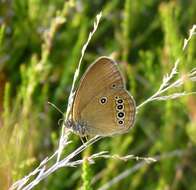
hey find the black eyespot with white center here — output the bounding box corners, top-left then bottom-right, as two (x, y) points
(117, 104), (123, 110)
(99, 97), (107, 104)
(118, 112), (125, 118)
(117, 99), (123, 104)
(118, 120), (124, 125)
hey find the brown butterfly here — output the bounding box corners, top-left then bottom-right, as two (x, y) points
(66, 56), (136, 136)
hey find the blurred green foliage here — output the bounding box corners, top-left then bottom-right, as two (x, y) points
(0, 0), (196, 190)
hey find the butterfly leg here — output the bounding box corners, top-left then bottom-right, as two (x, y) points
(79, 136), (85, 144)
(79, 135), (89, 144)
(84, 135), (88, 142)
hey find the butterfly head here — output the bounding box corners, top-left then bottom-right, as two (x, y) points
(65, 119), (87, 136)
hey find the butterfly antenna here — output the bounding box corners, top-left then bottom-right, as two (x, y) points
(48, 101), (65, 116)
(58, 118), (64, 127)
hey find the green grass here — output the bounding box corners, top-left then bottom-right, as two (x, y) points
(0, 0), (196, 190)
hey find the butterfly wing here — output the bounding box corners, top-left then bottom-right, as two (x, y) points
(80, 89), (136, 136)
(72, 56), (136, 136)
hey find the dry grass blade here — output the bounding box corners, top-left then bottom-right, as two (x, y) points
(137, 24), (196, 111)
(9, 13), (103, 190)
(98, 149), (185, 190)
(57, 12), (102, 162)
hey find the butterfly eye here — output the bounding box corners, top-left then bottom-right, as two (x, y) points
(99, 97), (107, 104)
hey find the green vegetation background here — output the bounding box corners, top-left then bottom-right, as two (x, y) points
(0, 0), (196, 190)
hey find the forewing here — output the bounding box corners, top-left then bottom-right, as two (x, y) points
(72, 56), (124, 121)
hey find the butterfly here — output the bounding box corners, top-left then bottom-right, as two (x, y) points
(65, 56), (136, 137)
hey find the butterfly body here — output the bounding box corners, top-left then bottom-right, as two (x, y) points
(66, 57), (136, 136)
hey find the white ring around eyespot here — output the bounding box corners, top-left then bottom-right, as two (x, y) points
(118, 120), (124, 125)
(99, 96), (108, 104)
(116, 104), (124, 111)
(116, 98), (124, 104)
(117, 111), (125, 120)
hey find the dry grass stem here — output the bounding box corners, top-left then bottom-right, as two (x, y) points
(57, 12), (102, 162)
(137, 24), (196, 110)
(98, 149), (186, 190)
